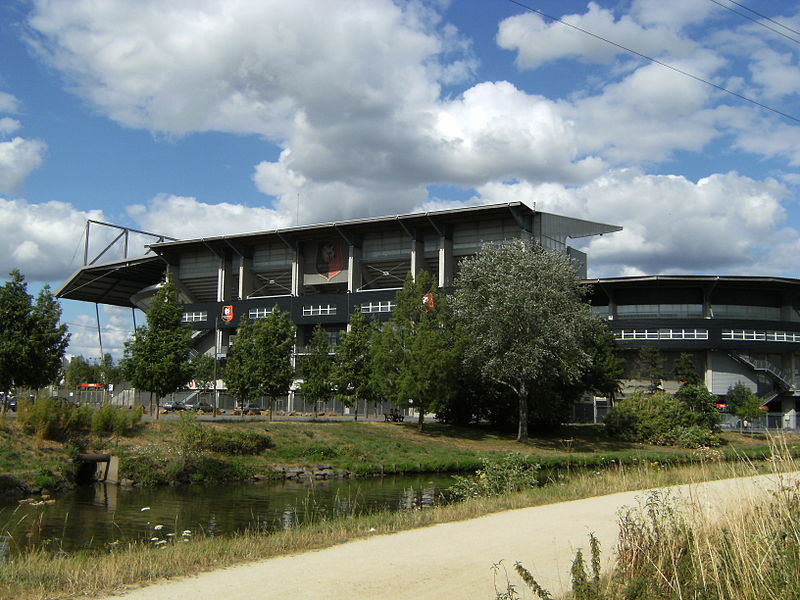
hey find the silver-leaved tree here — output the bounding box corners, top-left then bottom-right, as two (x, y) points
(452, 240), (604, 442)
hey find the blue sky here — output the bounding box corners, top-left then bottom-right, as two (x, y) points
(0, 0), (798, 358)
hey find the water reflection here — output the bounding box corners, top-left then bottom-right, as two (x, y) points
(0, 474), (454, 555)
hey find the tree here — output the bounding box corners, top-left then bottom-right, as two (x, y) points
(673, 352), (702, 385)
(635, 346), (665, 393)
(97, 353), (123, 389)
(372, 270), (461, 431)
(65, 356), (99, 388)
(300, 325), (334, 417)
(675, 383), (720, 430)
(0, 270), (70, 406)
(726, 382), (764, 429)
(451, 240), (600, 442)
(331, 311), (377, 421)
(122, 280), (192, 416)
(224, 307), (295, 420)
(581, 326), (624, 404)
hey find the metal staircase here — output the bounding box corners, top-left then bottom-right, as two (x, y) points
(729, 353), (794, 391)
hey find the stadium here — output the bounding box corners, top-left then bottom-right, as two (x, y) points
(56, 202), (800, 428)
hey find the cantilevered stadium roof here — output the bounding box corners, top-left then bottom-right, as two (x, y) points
(56, 202), (621, 308)
(55, 255), (166, 308)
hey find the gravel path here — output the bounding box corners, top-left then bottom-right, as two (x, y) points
(97, 471), (799, 600)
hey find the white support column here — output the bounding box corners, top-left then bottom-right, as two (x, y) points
(438, 235), (453, 288)
(410, 238), (424, 280)
(217, 257), (230, 303)
(238, 256), (254, 300)
(291, 245), (302, 296)
(704, 350), (713, 392)
(348, 245), (362, 292)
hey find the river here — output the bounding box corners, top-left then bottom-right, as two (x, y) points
(0, 474), (456, 557)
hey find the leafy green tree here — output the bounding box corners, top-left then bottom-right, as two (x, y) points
(674, 384), (720, 429)
(635, 346), (665, 393)
(65, 356), (99, 388)
(98, 353), (123, 388)
(190, 353), (216, 403)
(451, 240), (600, 442)
(726, 382), (764, 428)
(372, 271), (459, 431)
(300, 325), (334, 417)
(331, 311), (376, 421)
(122, 280), (192, 416)
(0, 270), (70, 407)
(224, 307), (295, 420)
(673, 352), (703, 385)
(581, 325), (624, 404)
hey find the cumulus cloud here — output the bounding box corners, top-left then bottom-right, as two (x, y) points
(65, 304), (135, 360)
(0, 197), (105, 281)
(127, 194), (290, 239)
(475, 169), (794, 277)
(0, 137), (47, 195)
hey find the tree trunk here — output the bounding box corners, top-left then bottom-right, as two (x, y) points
(417, 408), (424, 432)
(517, 380), (529, 443)
(354, 403), (358, 422)
(269, 397), (274, 422)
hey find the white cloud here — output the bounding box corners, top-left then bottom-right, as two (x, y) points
(0, 197), (104, 281)
(0, 137), (46, 195)
(127, 194), (290, 239)
(496, 1), (703, 70)
(475, 169), (794, 276)
(0, 118), (20, 135)
(0, 92), (20, 113)
(65, 305), (134, 360)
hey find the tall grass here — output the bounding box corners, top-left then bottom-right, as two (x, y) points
(0, 453), (795, 600)
(501, 441), (800, 600)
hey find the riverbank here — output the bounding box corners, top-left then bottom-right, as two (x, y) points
(1, 413), (797, 495)
(1, 459), (796, 600)
(89, 470), (800, 600)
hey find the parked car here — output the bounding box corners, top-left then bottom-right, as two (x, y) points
(237, 402), (262, 413)
(3, 397), (16, 412)
(162, 400), (186, 412)
(187, 401), (214, 413)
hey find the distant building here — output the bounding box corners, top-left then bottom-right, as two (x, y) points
(586, 275), (800, 429)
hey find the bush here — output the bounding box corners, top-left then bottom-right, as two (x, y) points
(450, 452), (541, 500)
(605, 391), (720, 448)
(91, 404), (141, 435)
(176, 414), (273, 455)
(17, 396), (92, 441)
(32, 469), (59, 490)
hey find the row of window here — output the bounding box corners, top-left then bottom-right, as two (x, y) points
(594, 304), (788, 321)
(721, 329), (800, 342)
(185, 301), (400, 323)
(615, 328), (800, 342)
(615, 329), (709, 340)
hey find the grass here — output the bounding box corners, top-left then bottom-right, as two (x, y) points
(1, 448), (797, 600)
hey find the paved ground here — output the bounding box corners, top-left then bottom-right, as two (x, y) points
(97, 471), (799, 600)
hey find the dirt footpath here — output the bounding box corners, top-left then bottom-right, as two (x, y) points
(97, 472), (799, 600)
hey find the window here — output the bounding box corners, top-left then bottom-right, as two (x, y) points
(181, 311), (207, 323)
(302, 304), (337, 316)
(616, 304), (703, 319)
(360, 300), (396, 314)
(615, 329), (708, 340)
(249, 307), (272, 319)
(722, 329), (766, 341)
(722, 329), (800, 342)
(712, 305), (781, 320)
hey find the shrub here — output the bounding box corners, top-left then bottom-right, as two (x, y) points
(32, 469), (59, 490)
(605, 391), (720, 448)
(176, 414), (273, 455)
(91, 404), (141, 435)
(450, 452), (541, 500)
